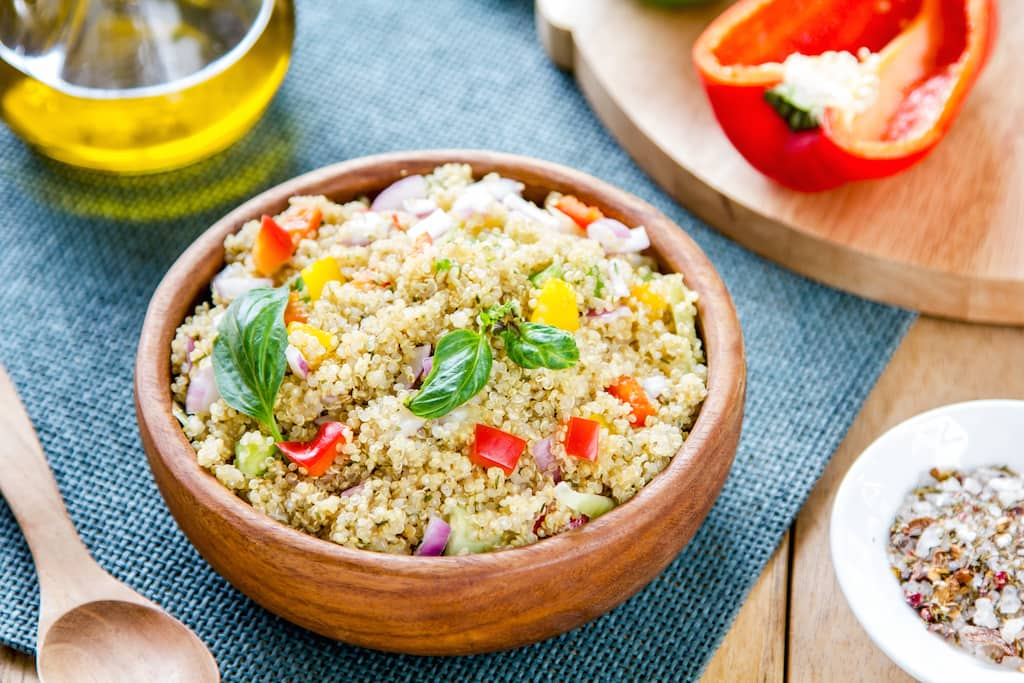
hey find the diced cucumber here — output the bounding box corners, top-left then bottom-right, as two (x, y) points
(656, 273), (692, 335)
(554, 482), (615, 519)
(529, 262), (564, 288)
(444, 507), (499, 555)
(235, 433), (276, 477)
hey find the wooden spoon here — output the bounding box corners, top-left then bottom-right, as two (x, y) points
(0, 366), (219, 682)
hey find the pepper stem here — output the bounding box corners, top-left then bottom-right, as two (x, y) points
(265, 419), (284, 443)
(764, 86), (820, 132)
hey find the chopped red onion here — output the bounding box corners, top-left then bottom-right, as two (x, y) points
(340, 212), (389, 246)
(421, 356), (433, 379)
(398, 412), (426, 437)
(286, 345), (310, 379)
(185, 363), (220, 414)
(415, 515), (451, 556)
(589, 218), (630, 241)
(212, 266), (273, 303)
(371, 175), (427, 211)
(340, 482), (365, 498)
(640, 374), (669, 400)
(607, 262), (631, 300)
(403, 198), (438, 218)
(451, 187), (495, 218)
(438, 406), (469, 428)
(503, 194), (564, 232)
(587, 219), (651, 254)
(567, 515), (589, 530)
(468, 177), (524, 200)
(617, 227), (651, 253)
(408, 344), (432, 388)
(182, 337), (195, 373)
(407, 209), (454, 240)
(531, 436), (561, 483)
(586, 305), (630, 321)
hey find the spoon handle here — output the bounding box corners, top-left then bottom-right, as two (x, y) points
(0, 366), (116, 628)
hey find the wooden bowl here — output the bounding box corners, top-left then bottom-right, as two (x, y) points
(135, 150), (746, 655)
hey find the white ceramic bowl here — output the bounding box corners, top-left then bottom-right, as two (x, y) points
(831, 400), (1024, 683)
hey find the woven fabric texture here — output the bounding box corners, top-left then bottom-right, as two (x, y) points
(0, 1), (914, 680)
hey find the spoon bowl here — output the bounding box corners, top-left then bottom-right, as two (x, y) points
(38, 601), (218, 683)
(0, 365), (220, 682)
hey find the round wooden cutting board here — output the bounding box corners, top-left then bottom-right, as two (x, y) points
(537, 0), (1023, 325)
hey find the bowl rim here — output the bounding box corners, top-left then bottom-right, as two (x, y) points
(830, 399), (1024, 683)
(135, 149), (746, 575)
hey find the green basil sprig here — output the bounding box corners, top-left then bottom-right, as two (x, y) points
(502, 323), (578, 370)
(406, 330), (493, 419)
(212, 286), (290, 441)
(407, 301), (579, 418)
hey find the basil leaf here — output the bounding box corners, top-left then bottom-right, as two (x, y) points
(291, 276), (311, 303)
(502, 322), (579, 370)
(407, 330), (493, 418)
(213, 287), (289, 440)
(478, 301), (518, 330)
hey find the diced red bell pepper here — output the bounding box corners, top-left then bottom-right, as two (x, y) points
(607, 376), (656, 427)
(279, 205), (323, 245)
(252, 215), (296, 276)
(283, 290), (308, 325)
(554, 195), (604, 228)
(471, 424), (527, 476)
(693, 0), (996, 191)
(276, 422), (346, 477)
(565, 417), (600, 462)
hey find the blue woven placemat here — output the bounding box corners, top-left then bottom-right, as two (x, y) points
(0, 1), (914, 680)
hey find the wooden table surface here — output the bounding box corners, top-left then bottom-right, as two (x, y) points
(3, 316), (1023, 680)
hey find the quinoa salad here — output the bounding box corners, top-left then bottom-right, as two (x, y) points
(889, 466), (1024, 670)
(171, 164), (708, 555)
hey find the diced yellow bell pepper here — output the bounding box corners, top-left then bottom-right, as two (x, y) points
(531, 278), (579, 332)
(630, 283), (667, 320)
(300, 257), (342, 302)
(287, 322), (336, 352)
(587, 413), (610, 431)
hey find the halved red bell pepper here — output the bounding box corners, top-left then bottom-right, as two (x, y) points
(252, 215), (295, 276)
(471, 424), (526, 475)
(277, 422), (346, 477)
(693, 0), (996, 191)
(565, 417), (600, 462)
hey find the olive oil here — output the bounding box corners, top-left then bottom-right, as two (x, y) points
(0, 0), (294, 173)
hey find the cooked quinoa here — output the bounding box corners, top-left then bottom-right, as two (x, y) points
(889, 466), (1024, 670)
(171, 164), (707, 555)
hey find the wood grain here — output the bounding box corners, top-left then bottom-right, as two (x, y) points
(134, 150), (747, 655)
(0, 648), (35, 683)
(536, 0), (1024, 325)
(701, 533), (789, 683)
(789, 317), (1024, 681)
